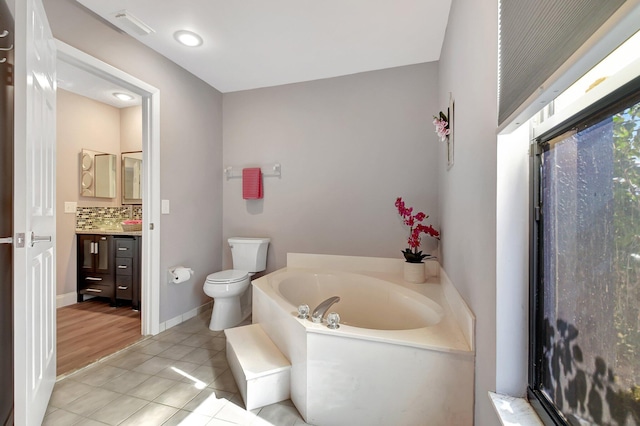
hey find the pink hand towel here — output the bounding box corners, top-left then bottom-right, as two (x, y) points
(242, 168), (263, 199)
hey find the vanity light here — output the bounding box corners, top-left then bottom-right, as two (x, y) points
(174, 30), (203, 47)
(113, 92), (135, 101)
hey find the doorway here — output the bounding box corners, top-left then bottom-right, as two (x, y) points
(55, 40), (161, 374)
(56, 73), (143, 375)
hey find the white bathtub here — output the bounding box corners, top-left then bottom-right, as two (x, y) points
(252, 254), (475, 426)
(276, 269), (444, 330)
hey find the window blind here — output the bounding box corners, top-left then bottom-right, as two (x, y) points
(498, 0), (626, 125)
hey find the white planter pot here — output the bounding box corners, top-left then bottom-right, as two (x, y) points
(403, 262), (426, 283)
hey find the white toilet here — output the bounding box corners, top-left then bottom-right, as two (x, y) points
(203, 237), (270, 331)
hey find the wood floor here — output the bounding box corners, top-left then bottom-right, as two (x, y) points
(56, 299), (142, 377)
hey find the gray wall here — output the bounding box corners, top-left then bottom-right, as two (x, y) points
(437, 0), (499, 424)
(222, 63), (441, 272)
(44, 0), (224, 323)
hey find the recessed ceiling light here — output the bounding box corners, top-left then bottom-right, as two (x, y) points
(113, 92), (135, 101)
(174, 30), (203, 47)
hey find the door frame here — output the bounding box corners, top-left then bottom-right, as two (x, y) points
(56, 40), (161, 335)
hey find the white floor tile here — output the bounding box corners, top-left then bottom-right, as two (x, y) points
(214, 402), (259, 424)
(154, 382), (203, 408)
(49, 380), (95, 408)
(132, 356), (177, 375)
(119, 402), (178, 425)
(180, 333), (216, 348)
(153, 330), (193, 344)
(127, 375), (179, 401)
(163, 409), (213, 426)
(101, 370), (151, 393)
(257, 403), (303, 426)
(72, 364), (128, 387)
(135, 340), (175, 356)
(157, 344), (198, 361)
(155, 359), (202, 381)
(180, 347), (219, 364)
(104, 349), (153, 370)
(42, 408), (84, 425)
(208, 369), (238, 394)
(88, 394), (148, 425)
(64, 387), (121, 417)
(73, 417), (111, 426)
(206, 417), (238, 426)
(182, 387), (230, 416)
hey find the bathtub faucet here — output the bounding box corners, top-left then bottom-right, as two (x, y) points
(311, 296), (341, 323)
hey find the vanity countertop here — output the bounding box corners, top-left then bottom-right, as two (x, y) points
(76, 229), (142, 236)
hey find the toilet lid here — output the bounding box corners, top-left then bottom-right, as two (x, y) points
(206, 269), (249, 284)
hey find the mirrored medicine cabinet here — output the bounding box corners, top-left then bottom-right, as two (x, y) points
(81, 148), (117, 198)
(122, 151), (142, 205)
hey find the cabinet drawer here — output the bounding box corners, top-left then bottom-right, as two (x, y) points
(115, 258), (133, 275)
(116, 276), (133, 300)
(80, 274), (113, 287)
(115, 239), (134, 258)
(79, 282), (114, 298)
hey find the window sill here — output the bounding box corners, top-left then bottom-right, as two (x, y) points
(489, 392), (544, 426)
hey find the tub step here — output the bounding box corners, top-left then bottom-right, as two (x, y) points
(224, 324), (291, 411)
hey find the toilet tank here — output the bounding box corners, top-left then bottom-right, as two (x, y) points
(228, 237), (270, 273)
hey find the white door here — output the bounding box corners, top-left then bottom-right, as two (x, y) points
(13, 0), (56, 424)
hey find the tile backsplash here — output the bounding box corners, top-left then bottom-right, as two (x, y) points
(75, 206), (143, 230)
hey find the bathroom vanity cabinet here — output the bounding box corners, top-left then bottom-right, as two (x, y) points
(77, 233), (141, 309)
(77, 234), (114, 304)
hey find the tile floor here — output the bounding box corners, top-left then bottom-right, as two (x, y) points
(44, 311), (312, 426)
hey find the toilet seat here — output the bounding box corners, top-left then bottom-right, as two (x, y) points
(205, 269), (249, 284)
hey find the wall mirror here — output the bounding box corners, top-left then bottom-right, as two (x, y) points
(81, 148), (116, 198)
(122, 151), (142, 204)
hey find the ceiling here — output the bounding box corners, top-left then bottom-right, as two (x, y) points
(75, 0), (452, 93)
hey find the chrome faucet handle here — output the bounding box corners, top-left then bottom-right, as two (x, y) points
(297, 304), (310, 319)
(326, 312), (340, 329)
(311, 296), (341, 323)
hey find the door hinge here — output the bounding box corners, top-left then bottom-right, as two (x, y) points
(149, 223), (154, 230)
(534, 206), (541, 222)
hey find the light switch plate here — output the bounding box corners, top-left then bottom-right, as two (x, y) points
(161, 199), (170, 214)
(64, 202), (77, 213)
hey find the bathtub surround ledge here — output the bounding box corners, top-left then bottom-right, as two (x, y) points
(440, 265), (475, 352)
(252, 253), (475, 426)
(403, 261), (426, 283)
(286, 252), (440, 278)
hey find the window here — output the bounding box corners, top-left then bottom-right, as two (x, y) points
(529, 78), (640, 425)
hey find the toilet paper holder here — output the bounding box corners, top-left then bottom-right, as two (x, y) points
(169, 266), (194, 284)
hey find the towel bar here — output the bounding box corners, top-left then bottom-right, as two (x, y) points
(224, 163), (281, 180)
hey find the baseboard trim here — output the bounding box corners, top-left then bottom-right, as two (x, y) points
(56, 292), (78, 308)
(159, 301), (212, 333)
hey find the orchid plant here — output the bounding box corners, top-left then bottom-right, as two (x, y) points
(433, 111), (450, 142)
(395, 197), (440, 263)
